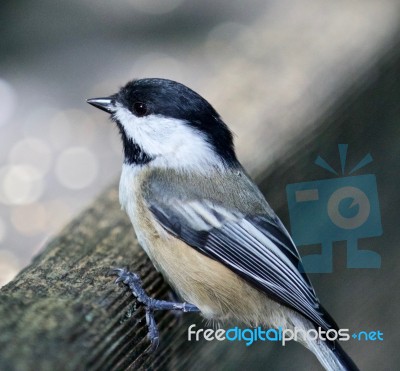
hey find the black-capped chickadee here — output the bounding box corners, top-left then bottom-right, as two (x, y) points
(87, 78), (358, 371)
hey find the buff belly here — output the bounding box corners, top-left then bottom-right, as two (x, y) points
(120, 166), (296, 330)
(133, 206), (294, 330)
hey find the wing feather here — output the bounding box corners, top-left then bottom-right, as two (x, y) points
(147, 192), (335, 331)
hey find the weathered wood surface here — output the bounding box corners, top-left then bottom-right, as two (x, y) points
(0, 186), (163, 370)
(0, 183), (221, 370)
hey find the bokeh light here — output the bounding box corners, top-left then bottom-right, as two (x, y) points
(49, 109), (97, 149)
(44, 199), (73, 232)
(11, 203), (47, 236)
(9, 137), (52, 177)
(55, 147), (99, 189)
(0, 165), (44, 205)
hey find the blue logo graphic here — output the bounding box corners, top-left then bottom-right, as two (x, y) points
(286, 144), (382, 273)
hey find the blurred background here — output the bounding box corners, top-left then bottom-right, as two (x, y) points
(0, 0), (270, 283)
(1, 0), (400, 370)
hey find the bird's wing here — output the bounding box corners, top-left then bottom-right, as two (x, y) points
(146, 195), (334, 331)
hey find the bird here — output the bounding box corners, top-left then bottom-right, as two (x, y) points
(87, 78), (359, 371)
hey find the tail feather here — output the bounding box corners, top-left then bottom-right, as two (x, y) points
(291, 314), (359, 371)
(308, 338), (359, 371)
(330, 341), (359, 371)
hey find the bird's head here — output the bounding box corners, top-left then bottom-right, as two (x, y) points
(87, 78), (238, 171)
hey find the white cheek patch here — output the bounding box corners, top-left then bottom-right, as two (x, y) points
(113, 104), (224, 172)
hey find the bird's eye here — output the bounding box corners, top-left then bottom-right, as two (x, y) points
(133, 102), (148, 117)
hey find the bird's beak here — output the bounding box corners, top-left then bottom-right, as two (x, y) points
(86, 97), (115, 113)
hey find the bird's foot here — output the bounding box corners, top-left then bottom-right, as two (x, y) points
(112, 267), (199, 352)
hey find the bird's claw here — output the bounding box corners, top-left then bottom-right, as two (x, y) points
(111, 267), (160, 351)
(110, 267), (199, 352)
